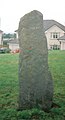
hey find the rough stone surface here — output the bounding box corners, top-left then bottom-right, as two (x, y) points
(18, 10), (53, 111)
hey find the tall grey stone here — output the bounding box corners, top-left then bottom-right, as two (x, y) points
(18, 10), (53, 111)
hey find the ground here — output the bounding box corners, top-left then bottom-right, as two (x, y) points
(0, 50), (65, 120)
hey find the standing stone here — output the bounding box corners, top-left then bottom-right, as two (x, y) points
(18, 10), (53, 111)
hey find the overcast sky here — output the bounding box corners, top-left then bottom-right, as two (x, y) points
(0, 0), (65, 33)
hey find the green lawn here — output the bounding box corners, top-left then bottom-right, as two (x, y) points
(0, 51), (65, 120)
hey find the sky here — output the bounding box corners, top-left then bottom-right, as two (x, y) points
(0, 0), (65, 33)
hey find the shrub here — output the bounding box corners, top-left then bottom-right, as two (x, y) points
(0, 48), (11, 53)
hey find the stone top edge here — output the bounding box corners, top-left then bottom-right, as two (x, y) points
(29, 10), (43, 15)
(20, 10), (43, 21)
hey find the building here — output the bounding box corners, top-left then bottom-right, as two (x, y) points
(8, 38), (19, 51)
(44, 20), (65, 50)
(8, 20), (65, 51)
(58, 34), (65, 50)
(0, 30), (3, 46)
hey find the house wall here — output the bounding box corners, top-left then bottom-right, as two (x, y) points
(0, 32), (3, 45)
(9, 43), (19, 51)
(45, 25), (64, 49)
(15, 32), (18, 39)
(60, 41), (65, 50)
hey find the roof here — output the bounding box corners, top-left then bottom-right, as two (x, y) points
(14, 30), (18, 32)
(8, 39), (19, 44)
(15, 20), (65, 32)
(58, 35), (65, 40)
(15, 19), (65, 33)
(43, 20), (65, 32)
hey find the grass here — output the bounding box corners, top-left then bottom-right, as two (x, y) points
(0, 51), (65, 119)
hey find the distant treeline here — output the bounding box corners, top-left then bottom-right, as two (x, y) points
(3, 33), (16, 39)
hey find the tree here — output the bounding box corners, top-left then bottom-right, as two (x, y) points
(3, 33), (16, 39)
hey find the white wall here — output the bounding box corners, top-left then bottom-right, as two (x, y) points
(9, 43), (19, 51)
(45, 25), (64, 49)
(60, 41), (65, 50)
(0, 32), (3, 45)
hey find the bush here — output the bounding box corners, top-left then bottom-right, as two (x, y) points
(0, 48), (11, 53)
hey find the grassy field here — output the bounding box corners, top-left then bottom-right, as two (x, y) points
(0, 50), (65, 120)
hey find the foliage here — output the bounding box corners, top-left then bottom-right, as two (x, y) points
(0, 48), (11, 53)
(0, 50), (65, 119)
(3, 33), (16, 39)
(3, 40), (8, 45)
